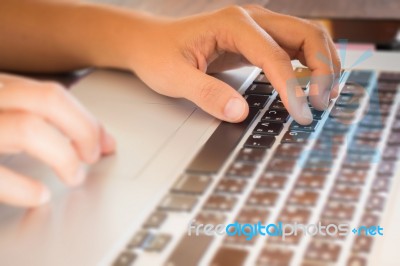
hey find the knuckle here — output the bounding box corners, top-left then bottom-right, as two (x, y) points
(39, 82), (66, 107)
(221, 5), (247, 19)
(197, 80), (220, 103)
(309, 22), (329, 40)
(15, 113), (43, 141)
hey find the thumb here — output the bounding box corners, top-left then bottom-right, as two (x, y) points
(181, 66), (249, 122)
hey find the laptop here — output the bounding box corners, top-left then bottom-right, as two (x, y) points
(1, 49), (400, 266)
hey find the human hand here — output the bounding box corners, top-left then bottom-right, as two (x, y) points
(121, 5), (340, 125)
(0, 74), (115, 207)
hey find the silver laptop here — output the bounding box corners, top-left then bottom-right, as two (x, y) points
(1, 49), (400, 266)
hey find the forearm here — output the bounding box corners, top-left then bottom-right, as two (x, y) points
(0, 0), (161, 73)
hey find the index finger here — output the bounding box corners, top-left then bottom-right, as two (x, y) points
(243, 6), (339, 110)
(212, 6), (313, 125)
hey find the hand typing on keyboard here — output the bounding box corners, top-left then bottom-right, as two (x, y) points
(0, 1), (340, 208)
(0, 2), (340, 126)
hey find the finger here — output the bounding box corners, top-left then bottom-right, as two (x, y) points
(213, 6), (312, 124)
(243, 6), (336, 111)
(326, 39), (342, 99)
(179, 63), (249, 122)
(0, 111), (85, 186)
(0, 74), (103, 163)
(0, 165), (50, 207)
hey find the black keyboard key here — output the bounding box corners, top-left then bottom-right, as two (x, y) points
(287, 188), (319, 206)
(330, 183), (361, 202)
(246, 95), (269, 109)
(370, 91), (396, 104)
(262, 109), (289, 123)
(346, 70), (374, 87)
(378, 71), (400, 83)
(187, 108), (259, 173)
(226, 162), (257, 177)
(359, 115), (385, 129)
(166, 235), (213, 266)
(113, 251), (137, 266)
(278, 206), (311, 224)
(127, 230), (150, 249)
(253, 122), (283, 135)
(211, 247), (248, 266)
(247, 190), (279, 207)
(323, 120), (350, 133)
(245, 83), (274, 95)
(203, 194), (237, 211)
(352, 236), (374, 253)
(171, 174), (211, 195)
(329, 105), (357, 120)
(144, 233), (171, 252)
(257, 172), (288, 189)
(158, 194), (197, 212)
(365, 194), (386, 212)
(143, 211), (167, 229)
(236, 207), (269, 225)
(195, 211), (226, 225)
(281, 131), (311, 144)
(322, 200), (355, 221)
(336, 168), (368, 185)
(275, 144), (304, 158)
(269, 98), (286, 110)
(305, 240), (341, 263)
(295, 172), (326, 189)
(367, 102), (392, 117)
(371, 177), (391, 193)
(310, 107), (325, 120)
(374, 82), (399, 93)
(236, 148), (266, 162)
(244, 134), (275, 149)
(290, 120), (319, 132)
(215, 178), (247, 194)
(257, 246), (294, 265)
(340, 83), (366, 97)
(254, 73), (270, 84)
(335, 95), (362, 109)
(266, 158), (297, 173)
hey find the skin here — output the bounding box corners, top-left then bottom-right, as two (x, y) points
(0, 1), (340, 207)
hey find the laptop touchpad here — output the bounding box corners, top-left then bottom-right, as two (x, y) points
(71, 70), (198, 179)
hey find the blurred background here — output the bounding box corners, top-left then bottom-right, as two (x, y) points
(88, 0), (400, 51)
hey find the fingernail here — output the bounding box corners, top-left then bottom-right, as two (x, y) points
(224, 97), (245, 121)
(302, 103), (313, 122)
(39, 189), (51, 205)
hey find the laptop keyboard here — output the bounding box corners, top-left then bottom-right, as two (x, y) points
(113, 69), (400, 266)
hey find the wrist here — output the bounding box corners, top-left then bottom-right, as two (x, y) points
(73, 4), (168, 71)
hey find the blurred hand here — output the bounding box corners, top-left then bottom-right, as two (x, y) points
(0, 74), (115, 207)
(126, 5), (341, 125)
